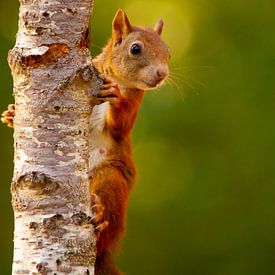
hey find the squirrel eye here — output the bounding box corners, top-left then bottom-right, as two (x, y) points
(130, 43), (142, 55)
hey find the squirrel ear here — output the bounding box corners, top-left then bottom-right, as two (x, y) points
(154, 19), (164, 35)
(112, 9), (132, 45)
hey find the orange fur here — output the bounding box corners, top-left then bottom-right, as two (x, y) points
(90, 91), (142, 272)
(106, 91), (144, 139)
(90, 9), (169, 275)
(90, 92), (142, 250)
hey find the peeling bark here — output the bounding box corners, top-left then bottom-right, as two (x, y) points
(10, 0), (98, 274)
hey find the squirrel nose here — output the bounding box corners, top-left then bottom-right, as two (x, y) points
(156, 68), (168, 81)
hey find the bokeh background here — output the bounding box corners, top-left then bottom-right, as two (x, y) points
(0, 0), (274, 274)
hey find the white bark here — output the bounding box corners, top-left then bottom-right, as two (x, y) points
(10, 0), (99, 274)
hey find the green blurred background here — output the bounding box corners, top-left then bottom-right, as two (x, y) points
(1, 0), (274, 274)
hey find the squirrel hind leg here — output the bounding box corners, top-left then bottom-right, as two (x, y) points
(95, 251), (124, 275)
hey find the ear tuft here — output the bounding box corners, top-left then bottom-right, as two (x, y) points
(112, 9), (132, 45)
(154, 19), (164, 35)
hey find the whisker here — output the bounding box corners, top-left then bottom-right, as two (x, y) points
(181, 78), (199, 96)
(169, 71), (200, 95)
(170, 66), (209, 95)
(186, 76), (207, 89)
(166, 78), (174, 89)
(167, 76), (181, 90)
(171, 65), (214, 72)
(169, 72), (182, 81)
(163, 78), (185, 101)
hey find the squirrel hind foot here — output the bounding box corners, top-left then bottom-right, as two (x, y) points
(90, 193), (109, 238)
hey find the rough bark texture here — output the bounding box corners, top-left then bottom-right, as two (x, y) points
(10, 0), (99, 274)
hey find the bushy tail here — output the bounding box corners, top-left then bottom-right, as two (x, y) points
(95, 251), (124, 275)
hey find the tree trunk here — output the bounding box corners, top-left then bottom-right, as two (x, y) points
(10, 0), (98, 274)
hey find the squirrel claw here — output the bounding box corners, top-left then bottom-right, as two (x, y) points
(97, 78), (121, 105)
(95, 221), (109, 238)
(100, 82), (119, 91)
(98, 86), (120, 98)
(98, 74), (114, 85)
(1, 104), (15, 128)
(1, 118), (13, 128)
(91, 193), (108, 238)
(7, 104), (15, 111)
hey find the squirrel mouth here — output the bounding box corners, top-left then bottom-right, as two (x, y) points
(142, 79), (164, 89)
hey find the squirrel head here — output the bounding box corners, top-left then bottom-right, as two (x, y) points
(107, 9), (170, 91)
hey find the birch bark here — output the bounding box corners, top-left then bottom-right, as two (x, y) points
(9, 0), (98, 274)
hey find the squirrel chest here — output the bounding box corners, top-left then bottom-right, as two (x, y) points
(89, 102), (112, 170)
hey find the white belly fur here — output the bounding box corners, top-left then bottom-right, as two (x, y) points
(89, 102), (112, 171)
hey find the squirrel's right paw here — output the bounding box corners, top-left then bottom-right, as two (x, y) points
(96, 75), (121, 105)
(1, 104), (15, 128)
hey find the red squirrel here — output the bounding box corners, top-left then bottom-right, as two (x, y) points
(2, 9), (170, 275)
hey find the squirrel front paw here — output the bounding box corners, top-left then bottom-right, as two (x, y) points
(1, 104), (15, 128)
(91, 193), (109, 238)
(96, 75), (121, 105)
